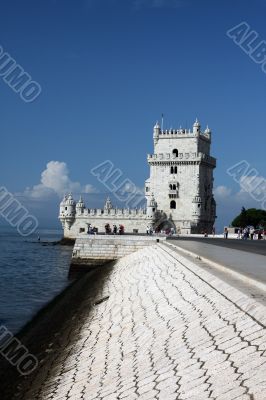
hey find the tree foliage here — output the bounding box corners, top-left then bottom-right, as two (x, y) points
(231, 207), (266, 228)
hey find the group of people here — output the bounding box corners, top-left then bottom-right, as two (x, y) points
(146, 226), (154, 235)
(146, 226), (176, 236)
(237, 227), (263, 240)
(87, 225), (98, 234)
(86, 223), (125, 235)
(104, 223), (124, 235)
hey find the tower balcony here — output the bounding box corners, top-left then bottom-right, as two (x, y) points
(147, 152), (216, 167)
(169, 191), (178, 199)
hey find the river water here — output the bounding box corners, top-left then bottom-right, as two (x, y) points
(0, 226), (73, 334)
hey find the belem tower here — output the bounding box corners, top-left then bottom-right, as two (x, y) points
(59, 119), (216, 238)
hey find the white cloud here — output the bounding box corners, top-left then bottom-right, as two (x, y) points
(213, 182), (266, 231)
(23, 161), (97, 199)
(213, 185), (232, 198)
(215, 174), (266, 208)
(214, 184), (261, 207)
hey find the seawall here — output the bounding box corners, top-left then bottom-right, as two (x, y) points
(70, 234), (166, 271)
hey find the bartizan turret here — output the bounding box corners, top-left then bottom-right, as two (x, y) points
(153, 121), (160, 146)
(193, 118), (201, 135)
(147, 193), (157, 219)
(64, 193), (76, 229)
(76, 196), (85, 216)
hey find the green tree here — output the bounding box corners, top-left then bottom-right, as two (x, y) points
(231, 207), (266, 228)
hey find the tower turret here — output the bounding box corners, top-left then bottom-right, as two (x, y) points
(104, 197), (113, 213)
(204, 125), (211, 140)
(153, 121), (160, 145)
(147, 193), (157, 218)
(59, 194), (67, 217)
(192, 181), (202, 223)
(64, 193), (76, 229)
(76, 196), (85, 216)
(193, 118), (201, 135)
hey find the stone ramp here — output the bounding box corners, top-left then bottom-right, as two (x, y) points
(17, 244), (266, 400)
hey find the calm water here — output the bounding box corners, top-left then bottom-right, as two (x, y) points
(0, 227), (73, 334)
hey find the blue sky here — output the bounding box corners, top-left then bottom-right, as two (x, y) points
(1, 0), (266, 231)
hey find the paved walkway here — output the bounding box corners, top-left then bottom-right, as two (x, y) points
(168, 237), (266, 256)
(19, 244), (266, 400)
(167, 240), (266, 286)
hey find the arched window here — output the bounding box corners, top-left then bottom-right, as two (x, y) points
(173, 149), (178, 157)
(169, 184), (173, 190)
(174, 166), (177, 174)
(170, 166), (174, 174)
(173, 184), (176, 190)
(170, 200), (176, 209)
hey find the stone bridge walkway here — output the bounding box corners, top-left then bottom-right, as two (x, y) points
(22, 244), (266, 400)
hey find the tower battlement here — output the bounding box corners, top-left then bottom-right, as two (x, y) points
(153, 120), (211, 141)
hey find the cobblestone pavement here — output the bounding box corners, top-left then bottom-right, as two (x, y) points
(21, 244), (266, 400)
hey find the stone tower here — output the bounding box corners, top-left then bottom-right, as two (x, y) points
(145, 119), (216, 234)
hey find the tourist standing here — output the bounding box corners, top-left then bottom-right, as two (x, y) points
(243, 227), (248, 240)
(224, 227), (228, 239)
(105, 223), (111, 234)
(119, 225), (124, 235)
(250, 227), (255, 240)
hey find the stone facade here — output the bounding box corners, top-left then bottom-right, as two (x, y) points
(59, 119), (216, 238)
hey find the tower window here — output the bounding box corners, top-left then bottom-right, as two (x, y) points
(170, 166), (173, 174)
(173, 149), (178, 157)
(169, 184), (172, 190)
(170, 200), (176, 209)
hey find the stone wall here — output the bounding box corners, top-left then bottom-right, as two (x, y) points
(70, 235), (166, 271)
(64, 217), (150, 238)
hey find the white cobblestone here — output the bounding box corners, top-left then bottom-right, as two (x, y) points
(15, 244), (266, 400)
